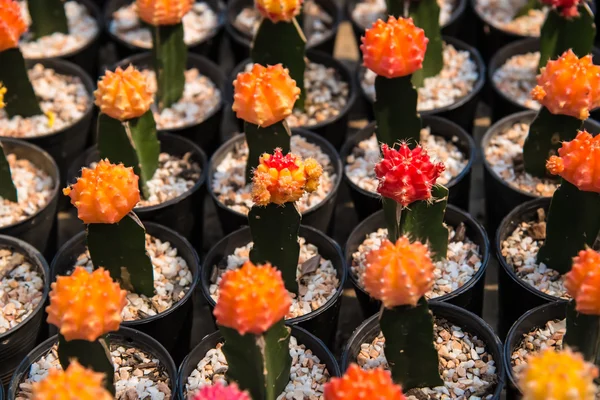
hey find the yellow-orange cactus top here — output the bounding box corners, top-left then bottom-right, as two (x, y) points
(252, 148), (322, 206)
(546, 130), (600, 193)
(213, 261), (291, 335)
(0, 82), (6, 109)
(255, 0), (303, 22)
(32, 361), (113, 400)
(565, 248), (600, 315)
(63, 160), (141, 224)
(531, 50), (600, 120)
(520, 348), (598, 400)
(0, 0), (27, 53)
(363, 236), (434, 308)
(136, 0), (193, 25)
(360, 16), (428, 79)
(95, 66), (154, 121)
(232, 64), (301, 127)
(324, 364), (406, 400)
(46, 267), (127, 342)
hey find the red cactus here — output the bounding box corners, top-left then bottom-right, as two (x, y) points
(260, 148), (300, 171)
(374, 143), (445, 207)
(192, 383), (251, 400)
(541, 0), (583, 17)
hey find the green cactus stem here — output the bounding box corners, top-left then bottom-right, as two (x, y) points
(514, 0), (542, 18)
(86, 213), (155, 296)
(151, 23), (186, 110)
(536, 180), (600, 274)
(219, 320), (292, 400)
(251, 17), (307, 110)
(97, 110), (160, 200)
(0, 144), (17, 203)
(58, 333), (115, 395)
(383, 185), (449, 261)
(380, 297), (443, 390)
(27, 0), (69, 39)
(409, 0), (444, 88)
(248, 203), (300, 294)
(244, 121), (292, 183)
(384, 0), (403, 18)
(539, 4), (595, 70)
(374, 75), (422, 147)
(523, 107), (583, 178)
(565, 300), (600, 366)
(0, 48), (42, 118)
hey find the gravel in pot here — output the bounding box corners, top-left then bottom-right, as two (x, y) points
(0, 139), (59, 259)
(201, 225), (346, 348)
(7, 326), (177, 400)
(358, 36), (485, 133)
(106, 0), (226, 61)
(178, 325), (341, 399)
(50, 222), (200, 363)
(341, 302), (505, 399)
(345, 207), (490, 318)
(342, 117), (475, 221)
(0, 235), (49, 386)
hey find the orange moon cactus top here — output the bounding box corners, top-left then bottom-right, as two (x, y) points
(546, 130), (600, 193)
(324, 364), (406, 400)
(95, 66), (154, 121)
(0, 0), (27, 53)
(63, 160), (141, 224)
(363, 236), (434, 308)
(32, 361), (113, 400)
(46, 267), (127, 342)
(252, 148), (322, 206)
(360, 16), (428, 79)
(520, 348), (598, 400)
(565, 248), (600, 315)
(136, 0), (193, 25)
(232, 63), (301, 127)
(213, 261), (291, 335)
(531, 50), (600, 120)
(255, 0), (303, 22)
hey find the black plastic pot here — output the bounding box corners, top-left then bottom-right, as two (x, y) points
(503, 302), (566, 400)
(200, 225), (346, 348)
(0, 139), (60, 259)
(228, 50), (357, 150)
(7, 326), (177, 399)
(50, 222), (200, 364)
(208, 129), (342, 236)
(66, 132), (208, 250)
(0, 236), (50, 386)
(177, 325), (341, 399)
(225, 0), (341, 64)
(345, 207), (490, 318)
(341, 117), (475, 222)
(481, 110), (600, 237)
(495, 197), (567, 338)
(341, 301), (505, 398)
(113, 52), (225, 156)
(357, 36), (485, 134)
(105, 0), (226, 62)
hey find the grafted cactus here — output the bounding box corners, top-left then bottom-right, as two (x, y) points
(324, 364), (406, 400)
(31, 361), (113, 400)
(192, 383), (251, 400)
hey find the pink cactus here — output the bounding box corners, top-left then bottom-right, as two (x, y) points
(193, 383), (251, 400)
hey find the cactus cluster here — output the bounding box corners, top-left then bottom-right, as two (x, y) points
(31, 361), (113, 400)
(324, 364), (406, 400)
(193, 383), (251, 400)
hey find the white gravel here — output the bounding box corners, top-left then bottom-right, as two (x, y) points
(492, 52), (540, 110)
(352, 0), (455, 29)
(362, 43), (478, 111)
(475, 0), (547, 36)
(185, 336), (330, 400)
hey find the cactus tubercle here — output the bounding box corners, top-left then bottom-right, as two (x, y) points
(94, 66), (154, 121)
(565, 248), (600, 315)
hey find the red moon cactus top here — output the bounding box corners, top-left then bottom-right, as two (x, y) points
(324, 364), (406, 400)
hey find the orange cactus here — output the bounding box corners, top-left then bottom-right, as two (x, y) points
(531, 50), (600, 120)
(360, 16), (428, 79)
(136, 0), (193, 25)
(363, 237), (434, 308)
(255, 0), (303, 22)
(232, 64), (301, 127)
(0, 0), (27, 53)
(565, 248), (600, 315)
(46, 267), (127, 342)
(63, 160), (141, 224)
(324, 364), (405, 400)
(251, 148), (322, 206)
(32, 361), (113, 400)
(213, 261), (291, 335)
(95, 66), (154, 121)
(546, 130), (600, 193)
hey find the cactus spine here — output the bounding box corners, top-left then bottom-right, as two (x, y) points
(27, 0), (69, 39)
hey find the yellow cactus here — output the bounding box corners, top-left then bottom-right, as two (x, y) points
(0, 82), (6, 109)
(255, 0), (303, 23)
(32, 361), (112, 400)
